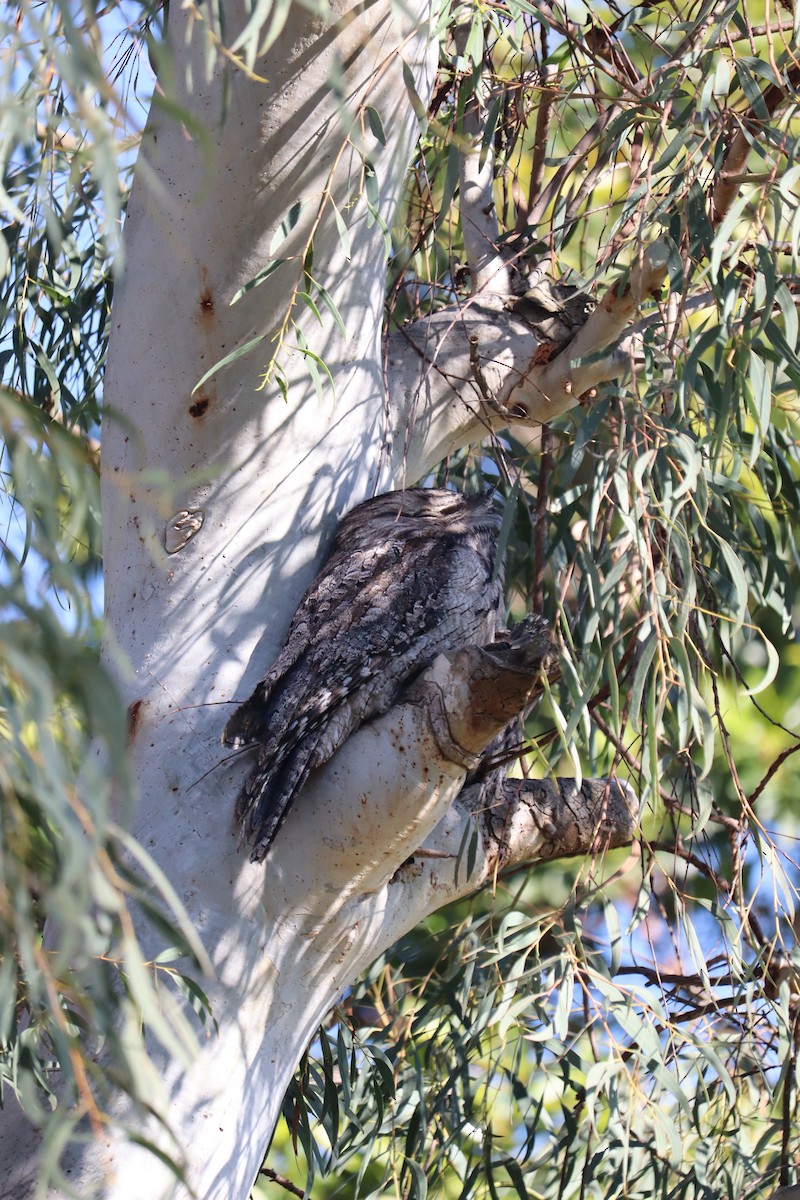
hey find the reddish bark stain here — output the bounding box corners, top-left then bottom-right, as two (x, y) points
(198, 265), (215, 324)
(189, 394), (210, 418)
(532, 340), (559, 365)
(127, 698), (146, 742)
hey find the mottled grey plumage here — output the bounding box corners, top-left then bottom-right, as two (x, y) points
(224, 488), (505, 862)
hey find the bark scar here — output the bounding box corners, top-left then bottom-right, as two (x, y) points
(411, 680), (482, 770)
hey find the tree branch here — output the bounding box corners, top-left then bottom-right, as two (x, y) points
(386, 298), (539, 481)
(710, 62), (800, 225)
(387, 243), (669, 481)
(511, 242), (670, 420)
(384, 774), (637, 928)
(461, 773), (638, 875)
(524, 65), (556, 217)
(275, 629), (639, 960)
(458, 106), (510, 296)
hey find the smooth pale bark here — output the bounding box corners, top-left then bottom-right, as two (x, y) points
(1, 2), (440, 1196)
(0, 2), (647, 1197)
(100, 3), (443, 1195)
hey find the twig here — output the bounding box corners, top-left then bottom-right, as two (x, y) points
(532, 426), (551, 614)
(468, 332), (493, 401)
(525, 63), (556, 218)
(259, 1167), (306, 1198)
(649, 838), (729, 894)
(526, 108), (617, 234)
(710, 62), (800, 225)
(780, 1009), (800, 1184)
(590, 708), (735, 830)
(616, 964), (737, 988)
(749, 743), (800, 807)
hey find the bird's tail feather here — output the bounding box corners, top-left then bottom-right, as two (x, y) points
(238, 734), (322, 862)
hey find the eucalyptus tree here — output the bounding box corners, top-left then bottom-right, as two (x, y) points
(1, 2), (800, 1199)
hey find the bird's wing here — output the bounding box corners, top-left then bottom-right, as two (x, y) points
(233, 536), (500, 761)
(233, 539), (503, 859)
(222, 536), (403, 747)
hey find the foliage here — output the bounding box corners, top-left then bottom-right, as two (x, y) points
(0, 2), (211, 1187)
(262, 1), (800, 1198)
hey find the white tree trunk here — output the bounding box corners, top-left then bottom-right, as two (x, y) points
(0, 4), (641, 1197)
(100, 4), (442, 1194)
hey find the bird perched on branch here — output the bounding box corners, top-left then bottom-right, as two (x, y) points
(224, 487), (506, 862)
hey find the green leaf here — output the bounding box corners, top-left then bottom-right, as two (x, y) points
(401, 60), (428, 126)
(191, 333), (268, 393)
(463, 15), (484, 66)
(315, 283), (348, 338)
(269, 199), (307, 255)
(714, 534), (749, 631)
(436, 141), (460, 231)
(297, 290), (323, 323)
(744, 629), (780, 696)
(110, 826), (212, 976)
(629, 634), (658, 733)
(734, 60), (772, 118)
(293, 334), (336, 402)
(746, 350), (772, 460)
(404, 1156), (428, 1200)
(330, 200), (352, 262)
(230, 258), (287, 304)
(365, 105), (387, 145)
